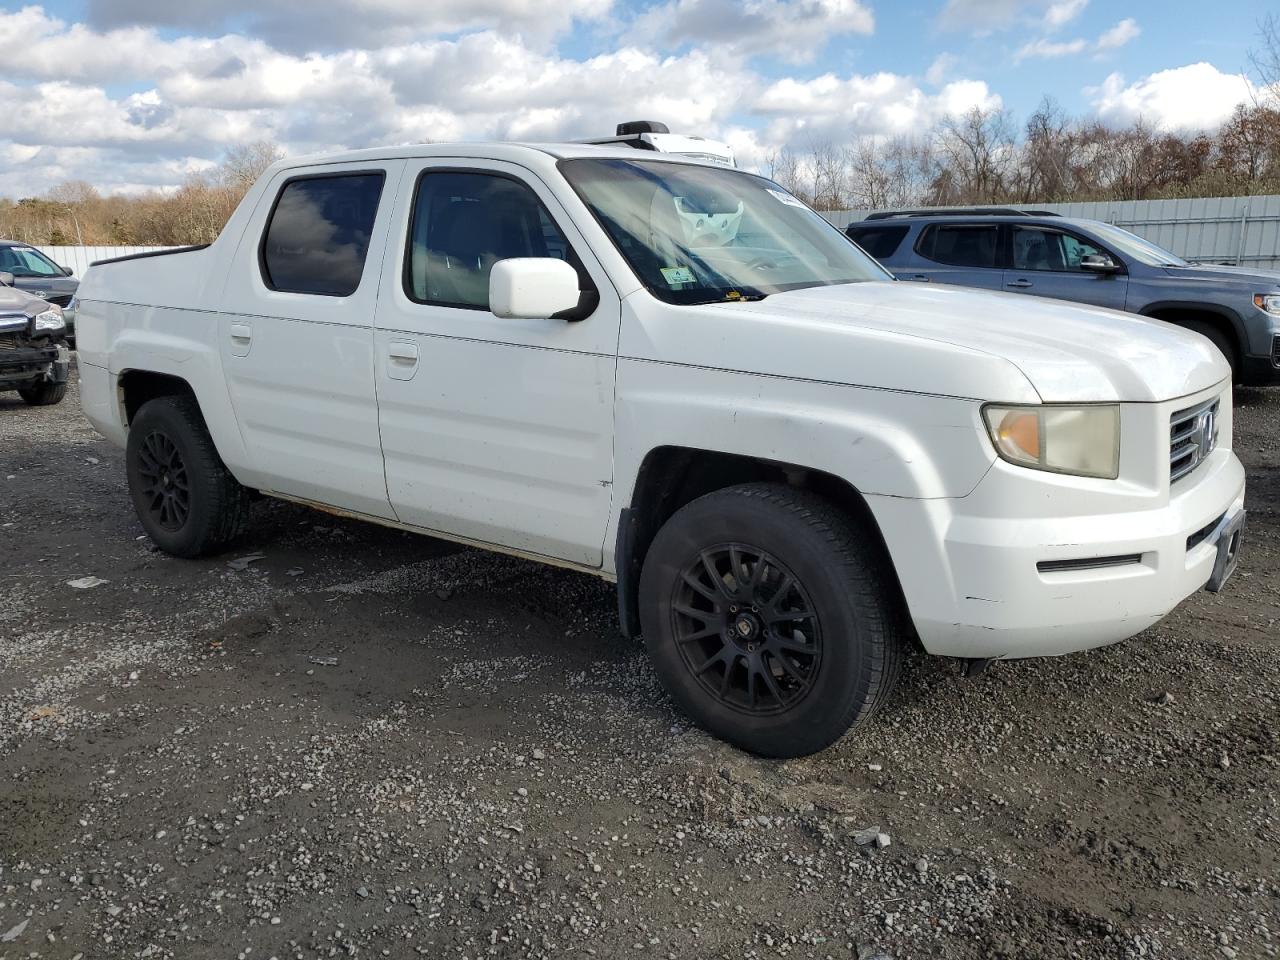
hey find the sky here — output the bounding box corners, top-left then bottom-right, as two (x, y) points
(0, 0), (1272, 196)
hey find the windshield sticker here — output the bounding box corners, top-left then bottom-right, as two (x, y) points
(660, 265), (696, 286)
(767, 189), (808, 209)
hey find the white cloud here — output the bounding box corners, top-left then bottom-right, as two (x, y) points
(1096, 17), (1140, 52)
(925, 52), (958, 85)
(85, 0), (612, 51)
(1045, 0), (1087, 29)
(1014, 37), (1087, 61)
(1090, 62), (1255, 131)
(625, 0), (874, 62)
(752, 72), (1001, 144)
(937, 0), (1024, 33)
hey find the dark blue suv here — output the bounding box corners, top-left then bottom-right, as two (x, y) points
(846, 210), (1280, 387)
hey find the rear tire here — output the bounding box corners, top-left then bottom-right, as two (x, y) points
(1181, 319), (1239, 383)
(126, 395), (250, 557)
(639, 482), (904, 758)
(18, 381), (67, 406)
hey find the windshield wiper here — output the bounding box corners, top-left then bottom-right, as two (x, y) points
(692, 291), (769, 305)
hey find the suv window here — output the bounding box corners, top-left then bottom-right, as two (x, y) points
(916, 224), (999, 268)
(846, 225), (909, 260)
(260, 173), (385, 297)
(405, 172), (579, 310)
(1012, 226), (1109, 272)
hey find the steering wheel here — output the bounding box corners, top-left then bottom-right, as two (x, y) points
(746, 253), (800, 271)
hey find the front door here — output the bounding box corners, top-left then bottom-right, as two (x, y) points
(1003, 224), (1129, 310)
(218, 161), (404, 519)
(372, 160), (620, 567)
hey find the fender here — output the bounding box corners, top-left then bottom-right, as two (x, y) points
(605, 359), (996, 573)
(102, 309), (253, 481)
(1138, 300), (1247, 350)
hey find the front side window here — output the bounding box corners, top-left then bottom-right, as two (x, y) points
(405, 172), (583, 310)
(1012, 226), (1109, 272)
(1085, 221), (1186, 267)
(0, 245), (63, 278)
(560, 158), (887, 305)
(260, 173), (385, 297)
(916, 224), (999, 269)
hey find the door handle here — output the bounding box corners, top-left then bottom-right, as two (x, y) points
(228, 322), (252, 357)
(1006, 279), (1033, 289)
(388, 343), (419, 362)
(387, 340), (419, 381)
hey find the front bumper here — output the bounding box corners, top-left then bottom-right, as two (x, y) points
(870, 387), (1247, 660)
(1240, 338), (1280, 386)
(0, 342), (67, 388)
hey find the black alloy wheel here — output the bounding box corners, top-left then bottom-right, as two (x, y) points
(672, 544), (822, 715)
(135, 430), (191, 531)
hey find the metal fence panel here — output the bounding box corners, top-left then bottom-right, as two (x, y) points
(823, 194), (1280, 270)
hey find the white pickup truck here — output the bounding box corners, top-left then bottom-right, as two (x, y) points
(77, 140), (1247, 757)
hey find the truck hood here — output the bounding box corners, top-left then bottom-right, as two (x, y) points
(720, 282), (1228, 403)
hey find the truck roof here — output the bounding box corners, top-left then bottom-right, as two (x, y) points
(264, 140), (729, 173)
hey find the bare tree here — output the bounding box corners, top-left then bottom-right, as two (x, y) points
(1251, 13), (1280, 105)
(218, 141), (285, 191)
(932, 106), (1017, 204)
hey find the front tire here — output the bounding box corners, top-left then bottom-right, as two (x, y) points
(18, 381), (67, 406)
(639, 483), (904, 758)
(126, 395), (250, 557)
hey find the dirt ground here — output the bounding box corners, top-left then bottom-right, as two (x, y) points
(1, 369), (1277, 960)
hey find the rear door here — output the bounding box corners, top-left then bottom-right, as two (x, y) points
(217, 161), (404, 519)
(1003, 224), (1128, 310)
(904, 222), (1004, 288)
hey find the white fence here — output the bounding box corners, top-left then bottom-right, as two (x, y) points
(822, 194), (1280, 271)
(37, 245), (180, 278)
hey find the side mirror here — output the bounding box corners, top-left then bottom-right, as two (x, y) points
(489, 258), (582, 320)
(1080, 254), (1120, 274)
(0, 272), (13, 287)
(59, 265), (74, 277)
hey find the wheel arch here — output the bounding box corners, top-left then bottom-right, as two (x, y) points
(1138, 301), (1246, 365)
(614, 446), (908, 641)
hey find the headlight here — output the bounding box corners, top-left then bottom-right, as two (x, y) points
(33, 305), (65, 332)
(1254, 293), (1280, 316)
(982, 404), (1120, 479)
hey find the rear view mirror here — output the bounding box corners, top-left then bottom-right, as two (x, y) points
(0, 272), (13, 286)
(489, 258), (582, 320)
(59, 264), (74, 277)
(1080, 254), (1119, 274)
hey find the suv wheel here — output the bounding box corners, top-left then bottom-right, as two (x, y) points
(639, 483), (904, 757)
(18, 381), (67, 406)
(126, 395), (250, 557)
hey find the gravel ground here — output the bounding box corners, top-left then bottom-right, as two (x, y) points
(1, 370), (1277, 960)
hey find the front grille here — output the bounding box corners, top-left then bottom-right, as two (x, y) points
(44, 294), (72, 308)
(0, 334), (19, 351)
(1271, 335), (1279, 369)
(1170, 398), (1220, 483)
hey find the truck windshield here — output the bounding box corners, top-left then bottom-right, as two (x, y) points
(560, 158), (889, 304)
(1086, 222), (1188, 268)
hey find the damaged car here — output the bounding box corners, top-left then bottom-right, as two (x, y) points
(0, 272), (70, 406)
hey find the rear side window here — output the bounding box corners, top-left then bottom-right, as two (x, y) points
(260, 173), (385, 297)
(846, 225), (909, 260)
(917, 224), (999, 268)
(404, 171), (581, 311)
